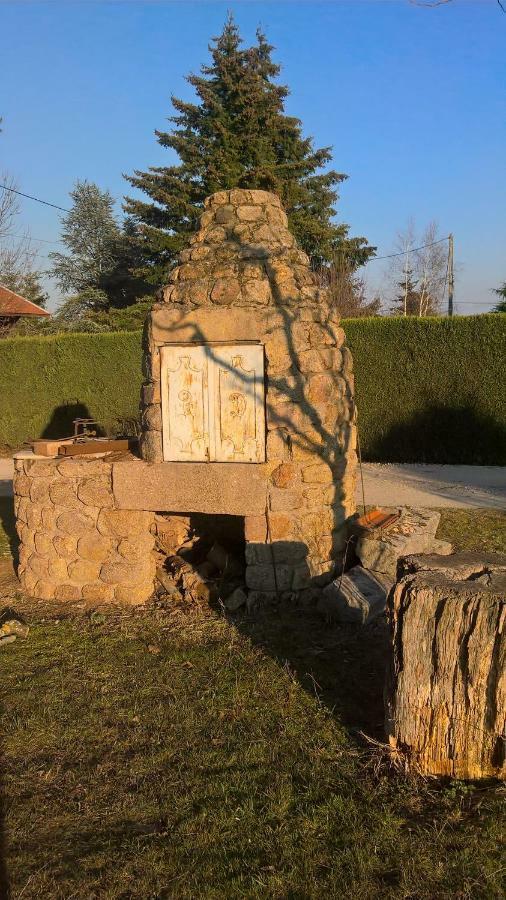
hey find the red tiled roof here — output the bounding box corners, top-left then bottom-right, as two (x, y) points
(0, 284), (51, 317)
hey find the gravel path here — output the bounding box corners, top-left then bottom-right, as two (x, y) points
(1, 457), (505, 509)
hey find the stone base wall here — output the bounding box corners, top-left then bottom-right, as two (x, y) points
(14, 453), (156, 605)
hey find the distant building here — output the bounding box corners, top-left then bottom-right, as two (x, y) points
(0, 283), (50, 333)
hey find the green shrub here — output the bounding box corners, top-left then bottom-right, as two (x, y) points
(1, 316), (505, 463)
(0, 331), (143, 447)
(344, 315), (506, 464)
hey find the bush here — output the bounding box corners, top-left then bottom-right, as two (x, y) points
(1, 316), (505, 464)
(343, 315), (506, 464)
(0, 331), (143, 447)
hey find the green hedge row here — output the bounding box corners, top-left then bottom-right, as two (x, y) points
(1, 316), (505, 463)
(344, 315), (506, 464)
(0, 332), (143, 447)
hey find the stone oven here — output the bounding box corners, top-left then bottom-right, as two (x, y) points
(13, 188), (357, 606)
(137, 188), (357, 595)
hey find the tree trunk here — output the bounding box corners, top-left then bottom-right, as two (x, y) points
(385, 553), (506, 780)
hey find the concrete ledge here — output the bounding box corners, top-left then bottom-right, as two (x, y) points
(112, 458), (268, 516)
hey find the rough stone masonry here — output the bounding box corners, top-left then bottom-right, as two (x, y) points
(139, 188), (357, 594)
(13, 189), (357, 605)
(14, 452), (155, 604)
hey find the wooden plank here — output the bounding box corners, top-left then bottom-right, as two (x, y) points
(60, 440), (131, 456)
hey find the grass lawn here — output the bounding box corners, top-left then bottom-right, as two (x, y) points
(1, 499), (505, 898)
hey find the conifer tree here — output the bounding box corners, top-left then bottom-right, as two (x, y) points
(125, 16), (373, 285)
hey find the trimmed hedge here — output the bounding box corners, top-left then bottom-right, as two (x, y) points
(0, 316), (505, 463)
(344, 315), (506, 464)
(0, 332), (143, 447)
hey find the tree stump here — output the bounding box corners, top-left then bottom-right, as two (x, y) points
(385, 552), (506, 780)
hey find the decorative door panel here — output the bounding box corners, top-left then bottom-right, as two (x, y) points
(209, 344), (266, 463)
(160, 343), (265, 463)
(161, 345), (210, 461)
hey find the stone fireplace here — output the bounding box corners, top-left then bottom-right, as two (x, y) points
(13, 188), (357, 606)
(137, 188), (357, 595)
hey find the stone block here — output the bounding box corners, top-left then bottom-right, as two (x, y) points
(68, 558), (102, 583)
(236, 205), (263, 222)
(113, 460), (267, 516)
(97, 508), (153, 539)
(82, 583), (115, 603)
(296, 348), (342, 373)
(26, 504), (43, 530)
(270, 463), (299, 489)
(269, 487), (303, 512)
(245, 540), (307, 566)
(48, 557), (70, 581)
(49, 479), (82, 509)
(318, 566), (392, 625)
(267, 513), (293, 540)
(33, 580), (58, 601)
(245, 563), (292, 592)
(29, 479), (51, 503)
(142, 404), (162, 432)
(53, 534), (78, 558)
(14, 474), (31, 497)
(114, 583), (153, 605)
(302, 463), (333, 484)
(117, 535), (154, 562)
(244, 515), (268, 542)
(57, 456), (111, 478)
(356, 507), (441, 579)
(54, 584), (82, 602)
(77, 477), (114, 508)
(34, 532), (55, 557)
(139, 430), (163, 463)
(241, 279), (271, 305)
(25, 459), (58, 478)
(28, 554), (50, 579)
(77, 532), (114, 562)
(57, 510), (96, 537)
(100, 556), (153, 586)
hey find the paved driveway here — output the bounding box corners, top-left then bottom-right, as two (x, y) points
(1, 457), (505, 509)
(356, 463), (506, 510)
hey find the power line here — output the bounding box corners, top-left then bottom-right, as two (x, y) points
(364, 235), (449, 264)
(1, 231), (63, 245)
(0, 183), (69, 213)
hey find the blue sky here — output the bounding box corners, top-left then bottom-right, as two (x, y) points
(1, 0), (504, 312)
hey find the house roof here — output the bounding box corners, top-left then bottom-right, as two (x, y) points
(0, 284), (50, 318)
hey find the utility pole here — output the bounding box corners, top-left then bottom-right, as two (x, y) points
(448, 233), (454, 317)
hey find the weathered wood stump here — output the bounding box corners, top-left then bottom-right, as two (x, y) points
(385, 552), (506, 780)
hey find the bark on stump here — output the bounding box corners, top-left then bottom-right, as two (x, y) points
(385, 552), (506, 780)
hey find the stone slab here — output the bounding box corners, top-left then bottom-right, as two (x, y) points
(112, 459), (268, 516)
(318, 565), (392, 625)
(151, 306), (263, 344)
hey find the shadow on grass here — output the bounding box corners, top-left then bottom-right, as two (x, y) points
(230, 602), (389, 741)
(0, 497), (17, 565)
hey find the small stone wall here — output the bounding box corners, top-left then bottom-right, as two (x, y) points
(14, 452), (156, 605)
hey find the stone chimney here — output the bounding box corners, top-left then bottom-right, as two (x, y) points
(140, 188), (357, 593)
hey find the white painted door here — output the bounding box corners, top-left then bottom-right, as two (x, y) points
(209, 344), (266, 463)
(161, 345), (210, 462)
(160, 343), (265, 463)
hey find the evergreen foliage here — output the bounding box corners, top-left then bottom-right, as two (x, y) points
(125, 16), (373, 284)
(49, 181), (151, 319)
(493, 281), (506, 312)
